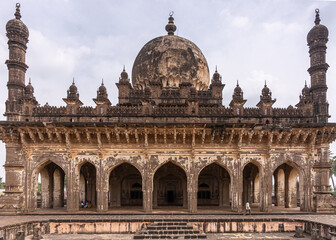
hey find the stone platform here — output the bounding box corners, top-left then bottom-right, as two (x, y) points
(0, 213), (335, 240)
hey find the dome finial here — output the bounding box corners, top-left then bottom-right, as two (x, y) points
(72, 77), (75, 84)
(264, 80), (267, 87)
(29, 77), (31, 84)
(101, 78), (104, 85)
(165, 11), (177, 35)
(236, 80), (239, 87)
(315, 8), (321, 25)
(15, 3), (21, 20)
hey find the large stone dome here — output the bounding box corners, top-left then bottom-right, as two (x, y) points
(132, 16), (210, 91)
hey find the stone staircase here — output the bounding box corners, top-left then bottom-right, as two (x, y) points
(133, 220), (207, 239)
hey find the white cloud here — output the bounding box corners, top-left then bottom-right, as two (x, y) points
(219, 8), (249, 28)
(262, 21), (302, 34)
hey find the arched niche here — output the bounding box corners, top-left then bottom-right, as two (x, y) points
(242, 162), (261, 208)
(197, 162), (231, 207)
(153, 161), (187, 208)
(109, 162), (143, 207)
(79, 162), (96, 208)
(36, 161), (66, 209)
(273, 162), (300, 209)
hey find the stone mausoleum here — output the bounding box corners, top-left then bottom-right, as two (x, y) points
(0, 4), (336, 214)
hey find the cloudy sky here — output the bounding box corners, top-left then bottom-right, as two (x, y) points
(0, 0), (336, 180)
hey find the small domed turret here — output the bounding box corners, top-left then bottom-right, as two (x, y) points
(97, 80), (108, 99)
(307, 9), (328, 45)
(260, 81), (273, 101)
(120, 67), (129, 83)
(233, 80), (243, 101)
(69, 81), (77, 94)
(67, 78), (79, 100)
(212, 67), (221, 83)
(262, 82), (270, 96)
(99, 81), (106, 93)
(25, 78), (34, 95)
(6, 3), (29, 43)
(302, 81), (310, 96)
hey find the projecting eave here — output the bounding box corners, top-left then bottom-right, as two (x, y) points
(0, 121), (335, 146)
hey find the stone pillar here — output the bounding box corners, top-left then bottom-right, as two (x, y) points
(219, 180), (223, 207)
(153, 178), (157, 208)
(143, 172), (153, 213)
(223, 178), (230, 206)
(53, 169), (63, 208)
(276, 169), (285, 206)
(187, 174), (197, 213)
(67, 160), (79, 212)
(260, 169), (272, 212)
(183, 181), (188, 208)
(0, 145), (25, 212)
(231, 167), (242, 212)
(97, 167), (109, 212)
(40, 168), (50, 208)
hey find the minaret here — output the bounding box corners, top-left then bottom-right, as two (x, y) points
(307, 9), (329, 123)
(5, 3), (29, 121)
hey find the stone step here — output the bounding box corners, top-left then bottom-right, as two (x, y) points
(153, 222), (188, 226)
(133, 221), (207, 239)
(147, 226), (194, 230)
(134, 234), (207, 239)
(137, 230), (201, 235)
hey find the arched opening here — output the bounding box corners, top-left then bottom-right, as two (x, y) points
(153, 162), (187, 208)
(273, 163), (300, 209)
(79, 162), (96, 208)
(197, 163), (231, 207)
(109, 163), (142, 208)
(36, 161), (66, 209)
(242, 162), (260, 208)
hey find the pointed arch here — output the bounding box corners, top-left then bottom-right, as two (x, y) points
(197, 162), (231, 207)
(242, 161), (261, 208)
(152, 160), (188, 177)
(78, 161), (97, 208)
(108, 162), (143, 207)
(272, 161), (302, 209)
(197, 160), (233, 180)
(107, 160), (143, 177)
(32, 160), (66, 210)
(153, 161), (187, 208)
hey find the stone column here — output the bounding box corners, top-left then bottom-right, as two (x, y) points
(53, 169), (63, 208)
(99, 171), (109, 212)
(0, 145), (26, 213)
(260, 168), (272, 212)
(187, 174), (197, 213)
(219, 180), (223, 207)
(223, 178), (230, 206)
(97, 161), (108, 212)
(67, 159), (79, 212)
(143, 172), (153, 213)
(231, 166), (242, 212)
